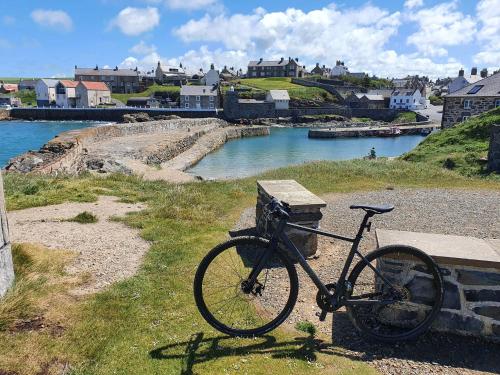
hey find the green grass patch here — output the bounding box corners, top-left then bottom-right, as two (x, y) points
(295, 321), (317, 336)
(392, 112), (417, 124)
(111, 84), (180, 104)
(66, 211), (98, 224)
(402, 107), (500, 177)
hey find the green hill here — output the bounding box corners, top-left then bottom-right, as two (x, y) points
(402, 107), (500, 176)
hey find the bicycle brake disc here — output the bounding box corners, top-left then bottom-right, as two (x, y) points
(316, 283), (337, 312)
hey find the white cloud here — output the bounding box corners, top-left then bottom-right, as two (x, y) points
(2, 16), (16, 26)
(474, 0), (500, 67)
(404, 0), (424, 9)
(406, 2), (476, 57)
(30, 9), (73, 32)
(110, 7), (160, 36)
(166, 0), (218, 10)
(130, 41), (157, 55)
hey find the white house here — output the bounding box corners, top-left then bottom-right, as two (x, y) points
(76, 81), (111, 108)
(390, 89), (427, 110)
(201, 64), (220, 87)
(266, 90), (290, 110)
(330, 61), (349, 77)
(55, 80), (79, 108)
(35, 79), (58, 107)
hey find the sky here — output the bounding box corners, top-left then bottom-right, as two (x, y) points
(0, 0), (499, 80)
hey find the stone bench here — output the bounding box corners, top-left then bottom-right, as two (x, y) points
(256, 180), (326, 258)
(376, 229), (500, 341)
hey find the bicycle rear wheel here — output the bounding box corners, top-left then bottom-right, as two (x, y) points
(346, 245), (443, 342)
(194, 236), (298, 337)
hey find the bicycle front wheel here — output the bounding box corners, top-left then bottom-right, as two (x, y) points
(346, 245), (443, 342)
(194, 236), (298, 337)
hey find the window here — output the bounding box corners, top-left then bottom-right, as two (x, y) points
(495, 99), (500, 108)
(196, 96), (200, 101)
(184, 103), (189, 109)
(393, 98), (396, 103)
(400, 99), (403, 103)
(209, 103), (214, 109)
(209, 96), (214, 101)
(464, 99), (472, 109)
(184, 96), (189, 101)
(406, 99), (409, 103)
(467, 85), (484, 94)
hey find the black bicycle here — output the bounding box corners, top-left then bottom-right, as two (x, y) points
(194, 198), (443, 342)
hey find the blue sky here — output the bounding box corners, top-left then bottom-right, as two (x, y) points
(1, 0), (499, 79)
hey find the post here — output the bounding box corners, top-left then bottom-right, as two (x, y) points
(0, 171), (15, 298)
(487, 125), (500, 172)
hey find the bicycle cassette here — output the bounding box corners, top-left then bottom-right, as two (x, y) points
(316, 283), (337, 312)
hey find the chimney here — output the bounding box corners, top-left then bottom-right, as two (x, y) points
(322, 65), (325, 69)
(210, 63), (214, 70)
(480, 68), (488, 78)
(258, 57), (263, 64)
(316, 63), (319, 67)
(114, 66), (118, 71)
(295, 57), (299, 62)
(471, 67), (478, 76)
(94, 65), (98, 70)
(458, 68), (464, 77)
(288, 57), (291, 62)
(280, 57), (284, 63)
(74, 65), (77, 69)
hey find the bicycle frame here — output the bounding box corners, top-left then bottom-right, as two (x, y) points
(247, 211), (397, 312)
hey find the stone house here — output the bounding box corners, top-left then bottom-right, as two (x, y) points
(448, 67), (485, 94)
(55, 80), (79, 108)
(442, 72), (500, 128)
(220, 66), (239, 81)
(75, 66), (140, 94)
(18, 79), (37, 90)
(180, 85), (219, 110)
(390, 89), (426, 110)
(266, 90), (290, 110)
(75, 81), (111, 108)
(311, 63), (329, 77)
(201, 64), (220, 87)
(35, 79), (58, 107)
(345, 93), (385, 109)
(247, 57), (305, 78)
(155, 62), (188, 85)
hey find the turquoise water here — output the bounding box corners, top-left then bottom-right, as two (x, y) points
(188, 127), (425, 179)
(0, 121), (101, 167)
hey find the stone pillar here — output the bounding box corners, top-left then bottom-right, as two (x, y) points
(0, 171), (14, 298)
(255, 180), (326, 259)
(487, 125), (500, 172)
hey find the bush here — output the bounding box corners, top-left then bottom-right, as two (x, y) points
(295, 321), (316, 336)
(66, 211), (98, 224)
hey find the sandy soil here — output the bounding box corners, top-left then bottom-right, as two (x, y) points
(8, 196), (149, 295)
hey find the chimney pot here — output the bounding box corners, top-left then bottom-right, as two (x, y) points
(458, 68), (464, 77)
(480, 68), (488, 78)
(471, 67), (478, 76)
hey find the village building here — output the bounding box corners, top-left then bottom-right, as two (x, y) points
(247, 57), (305, 78)
(0, 96), (21, 107)
(55, 80), (79, 108)
(266, 90), (290, 110)
(330, 61), (349, 77)
(126, 97), (160, 108)
(75, 81), (111, 108)
(201, 64), (220, 87)
(155, 62), (188, 85)
(0, 83), (18, 94)
(448, 67), (485, 94)
(35, 79), (58, 107)
(442, 72), (500, 128)
(180, 85), (219, 110)
(366, 89), (393, 107)
(345, 93), (386, 109)
(219, 66), (239, 81)
(311, 63), (330, 77)
(18, 79), (37, 91)
(390, 89), (427, 110)
(75, 66), (140, 94)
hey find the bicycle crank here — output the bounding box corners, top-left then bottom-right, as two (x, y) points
(316, 283), (337, 313)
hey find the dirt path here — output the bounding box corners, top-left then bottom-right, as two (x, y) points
(8, 196), (149, 295)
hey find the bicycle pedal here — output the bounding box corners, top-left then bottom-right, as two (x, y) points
(316, 310), (328, 322)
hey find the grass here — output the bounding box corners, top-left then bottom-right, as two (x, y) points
(402, 107), (500, 177)
(66, 211), (98, 224)
(392, 112), (417, 124)
(1, 160), (499, 374)
(111, 84), (180, 104)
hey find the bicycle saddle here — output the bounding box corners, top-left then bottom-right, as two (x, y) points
(349, 204), (394, 214)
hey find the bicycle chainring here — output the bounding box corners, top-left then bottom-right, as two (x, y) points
(316, 283), (337, 312)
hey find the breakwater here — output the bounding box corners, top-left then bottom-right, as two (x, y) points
(308, 122), (434, 138)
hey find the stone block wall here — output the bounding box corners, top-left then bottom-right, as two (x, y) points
(378, 258), (500, 341)
(442, 97), (498, 128)
(487, 125), (500, 172)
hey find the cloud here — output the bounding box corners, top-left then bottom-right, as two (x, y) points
(30, 9), (73, 31)
(110, 7), (160, 36)
(130, 41), (157, 55)
(406, 2), (476, 57)
(2, 16), (16, 26)
(474, 0), (500, 66)
(404, 0), (424, 9)
(165, 0), (218, 10)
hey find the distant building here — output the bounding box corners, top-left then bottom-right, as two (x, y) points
(311, 63), (329, 77)
(247, 57), (305, 78)
(180, 85), (219, 110)
(331, 61), (349, 77)
(367, 89), (393, 107)
(219, 66), (239, 81)
(18, 79), (37, 90)
(75, 66), (140, 94)
(442, 72), (500, 128)
(448, 67), (485, 94)
(266, 90), (290, 110)
(55, 80), (79, 108)
(345, 93), (385, 109)
(201, 64), (220, 87)
(391, 76), (428, 97)
(126, 97), (160, 108)
(75, 81), (111, 107)
(155, 62), (188, 85)
(35, 79), (58, 107)
(0, 83), (18, 94)
(390, 89), (426, 110)
(0, 96), (21, 107)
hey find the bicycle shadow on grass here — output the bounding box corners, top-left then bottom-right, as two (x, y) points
(150, 332), (342, 375)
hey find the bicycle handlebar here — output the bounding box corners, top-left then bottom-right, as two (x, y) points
(267, 197), (290, 219)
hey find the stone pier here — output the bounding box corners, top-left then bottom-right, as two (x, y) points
(487, 125), (500, 172)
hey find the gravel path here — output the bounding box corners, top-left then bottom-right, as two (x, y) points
(233, 188), (500, 375)
(8, 196), (149, 295)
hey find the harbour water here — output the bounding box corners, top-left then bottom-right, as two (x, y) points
(188, 127), (425, 179)
(0, 121), (101, 167)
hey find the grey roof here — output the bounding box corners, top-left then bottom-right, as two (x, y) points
(446, 72), (500, 97)
(355, 93), (384, 101)
(248, 59), (295, 67)
(38, 79), (59, 87)
(268, 90), (290, 100)
(180, 85), (218, 96)
(391, 89), (418, 97)
(75, 68), (139, 77)
(367, 89), (393, 98)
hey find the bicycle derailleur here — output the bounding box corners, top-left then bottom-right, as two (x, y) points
(315, 283), (337, 321)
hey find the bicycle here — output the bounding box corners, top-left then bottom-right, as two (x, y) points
(194, 197), (444, 342)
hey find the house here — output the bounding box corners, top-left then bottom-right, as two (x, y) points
(35, 79), (58, 107)
(219, 66), (239, 81)
(390, 89), (426, 110)
(155, 62), (188, 85)
(448, 67), (485, 94)
(266, 90), (290, 110)
(75, 81), (111, 107)
(126, 97), (160, 108)
(247, 57), (305, 78)
(55, 80), (79, 108)
(0, 83), (18, 94)
(442, 72), (500, 128)
(345, 93), (385, 109)
(18, 79), (37, 91)
(331, 61), (349, 77)
(367, 89), (393, 107)
(201, 64), (220, 87)
(75, 66), (140, 94)
(391, 76), (428, 97)
(311, 63), (329, 77)
(180, 85), (219, 110)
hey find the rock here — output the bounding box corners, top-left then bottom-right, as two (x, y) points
(86, 158), (132, 174)
(122, 112), (151, 123)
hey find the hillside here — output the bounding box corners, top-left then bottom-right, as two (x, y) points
(111, 84), (180, 104)
(402, 107), (500, 176)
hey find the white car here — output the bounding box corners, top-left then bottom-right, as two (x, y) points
(0, 104), (12, 110)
